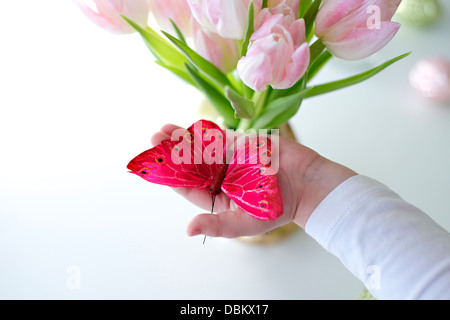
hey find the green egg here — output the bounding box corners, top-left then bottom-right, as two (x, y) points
(396, 0), (441, 27)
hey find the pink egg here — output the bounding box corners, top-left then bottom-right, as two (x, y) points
(409, 57), (450, 103)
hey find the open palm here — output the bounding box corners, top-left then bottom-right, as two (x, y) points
(150, 123), (329, 239)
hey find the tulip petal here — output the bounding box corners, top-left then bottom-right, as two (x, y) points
(373, 0), (402, 20)
(324, 21), (401, 60)
(192, 22), (240, 73)
(210, 0), (249, 39)
(74, 0), (131, 34)
(315, 0), (364, 36)
(115, 0), (149, 27)
(274, 42), (310, 89)
(288, 18), (306, 46)
(188, 0), (256, 39)
(321, 0), (382, 42)
(237, 53), (273, 92)
(148, 0), (192, 36)
(251, 14), (286, 40)
(74, 0), (149, 34)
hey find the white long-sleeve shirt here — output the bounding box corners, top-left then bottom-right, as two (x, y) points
(305, 175), (450, 300)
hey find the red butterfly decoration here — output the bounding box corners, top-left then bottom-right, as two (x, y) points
(127, 120), (283, 221)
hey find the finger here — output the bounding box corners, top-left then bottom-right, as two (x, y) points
(186, 211), (280, 239)
(160, 123), (183, 136)
(173, 188), (231, 212)
(151, 132), (170, 146)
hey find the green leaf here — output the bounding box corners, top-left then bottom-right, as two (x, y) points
(169, 19), (187, 45)
(184, 64), (238, 129)
(303, 0), (321, 41)
(121, 15), (186, 71)
(305, 52), (411, 98)
(243, 83), (254, 100)
(267, 79), (303, 104)
(299, 0), (313, 19)
(308, 49), (332, 81)
(162, 31), (233, 90)
(241, 1), (255, 57)
(252, 75), (310, 130)
(225, 86), (255, 119)
(308, 38), (326, 67)
(252, 88), (311, 130)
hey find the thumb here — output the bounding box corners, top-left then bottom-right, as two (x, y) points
(186, 210), (281, 239)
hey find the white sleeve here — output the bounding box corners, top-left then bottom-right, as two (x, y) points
(305, 175), (450, 300)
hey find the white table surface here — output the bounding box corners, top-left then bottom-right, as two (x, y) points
(1, 1), (449, 299)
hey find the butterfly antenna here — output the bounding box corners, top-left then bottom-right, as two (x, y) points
(203, 193), (217, 245)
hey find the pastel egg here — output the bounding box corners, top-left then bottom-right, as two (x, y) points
(409, 57), (450, 103)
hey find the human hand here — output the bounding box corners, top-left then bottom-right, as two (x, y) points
(151, 123), (357, 239)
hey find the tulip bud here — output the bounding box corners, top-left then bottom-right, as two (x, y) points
(315, 0), (402, 60)
(74, 0), (150, 34)
(237, 14), (310, 91)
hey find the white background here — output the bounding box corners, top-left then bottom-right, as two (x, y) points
(1, 1), (449, 299)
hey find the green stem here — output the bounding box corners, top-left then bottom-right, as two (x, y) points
(304, 0), (322, 40)
(236, 89), (268, 131)
(253, 89), (269, 119)
(243, 83), (254, 100)
(299, 0), (313, 19)
(308, 49), (332, 81)
(227, 72), (244, 96)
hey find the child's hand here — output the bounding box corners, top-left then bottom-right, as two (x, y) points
(151, 124), (357, 239)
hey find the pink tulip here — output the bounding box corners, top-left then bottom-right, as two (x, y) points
(148, 0), (192, 36)
(191, 21), (240, 73)
(315, 0), (402, 60)
(74, 0), (150, 34)
(285, 0), (300, 13)
(237, 14), (310, 91)
(187, 0), (263, 40)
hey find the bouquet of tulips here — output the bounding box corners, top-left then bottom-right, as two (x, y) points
(75, 0), (408, 131)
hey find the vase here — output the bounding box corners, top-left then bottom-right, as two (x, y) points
(357, 289), (376, 300)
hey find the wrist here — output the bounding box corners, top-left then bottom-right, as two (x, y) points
(293, 155), (357, 228)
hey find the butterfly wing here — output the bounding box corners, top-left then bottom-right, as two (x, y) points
(127, 119), (226, 189)
(127, 139), (209, 188)
(186, 119), (227, 181)
(221, 136), (283, 221)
